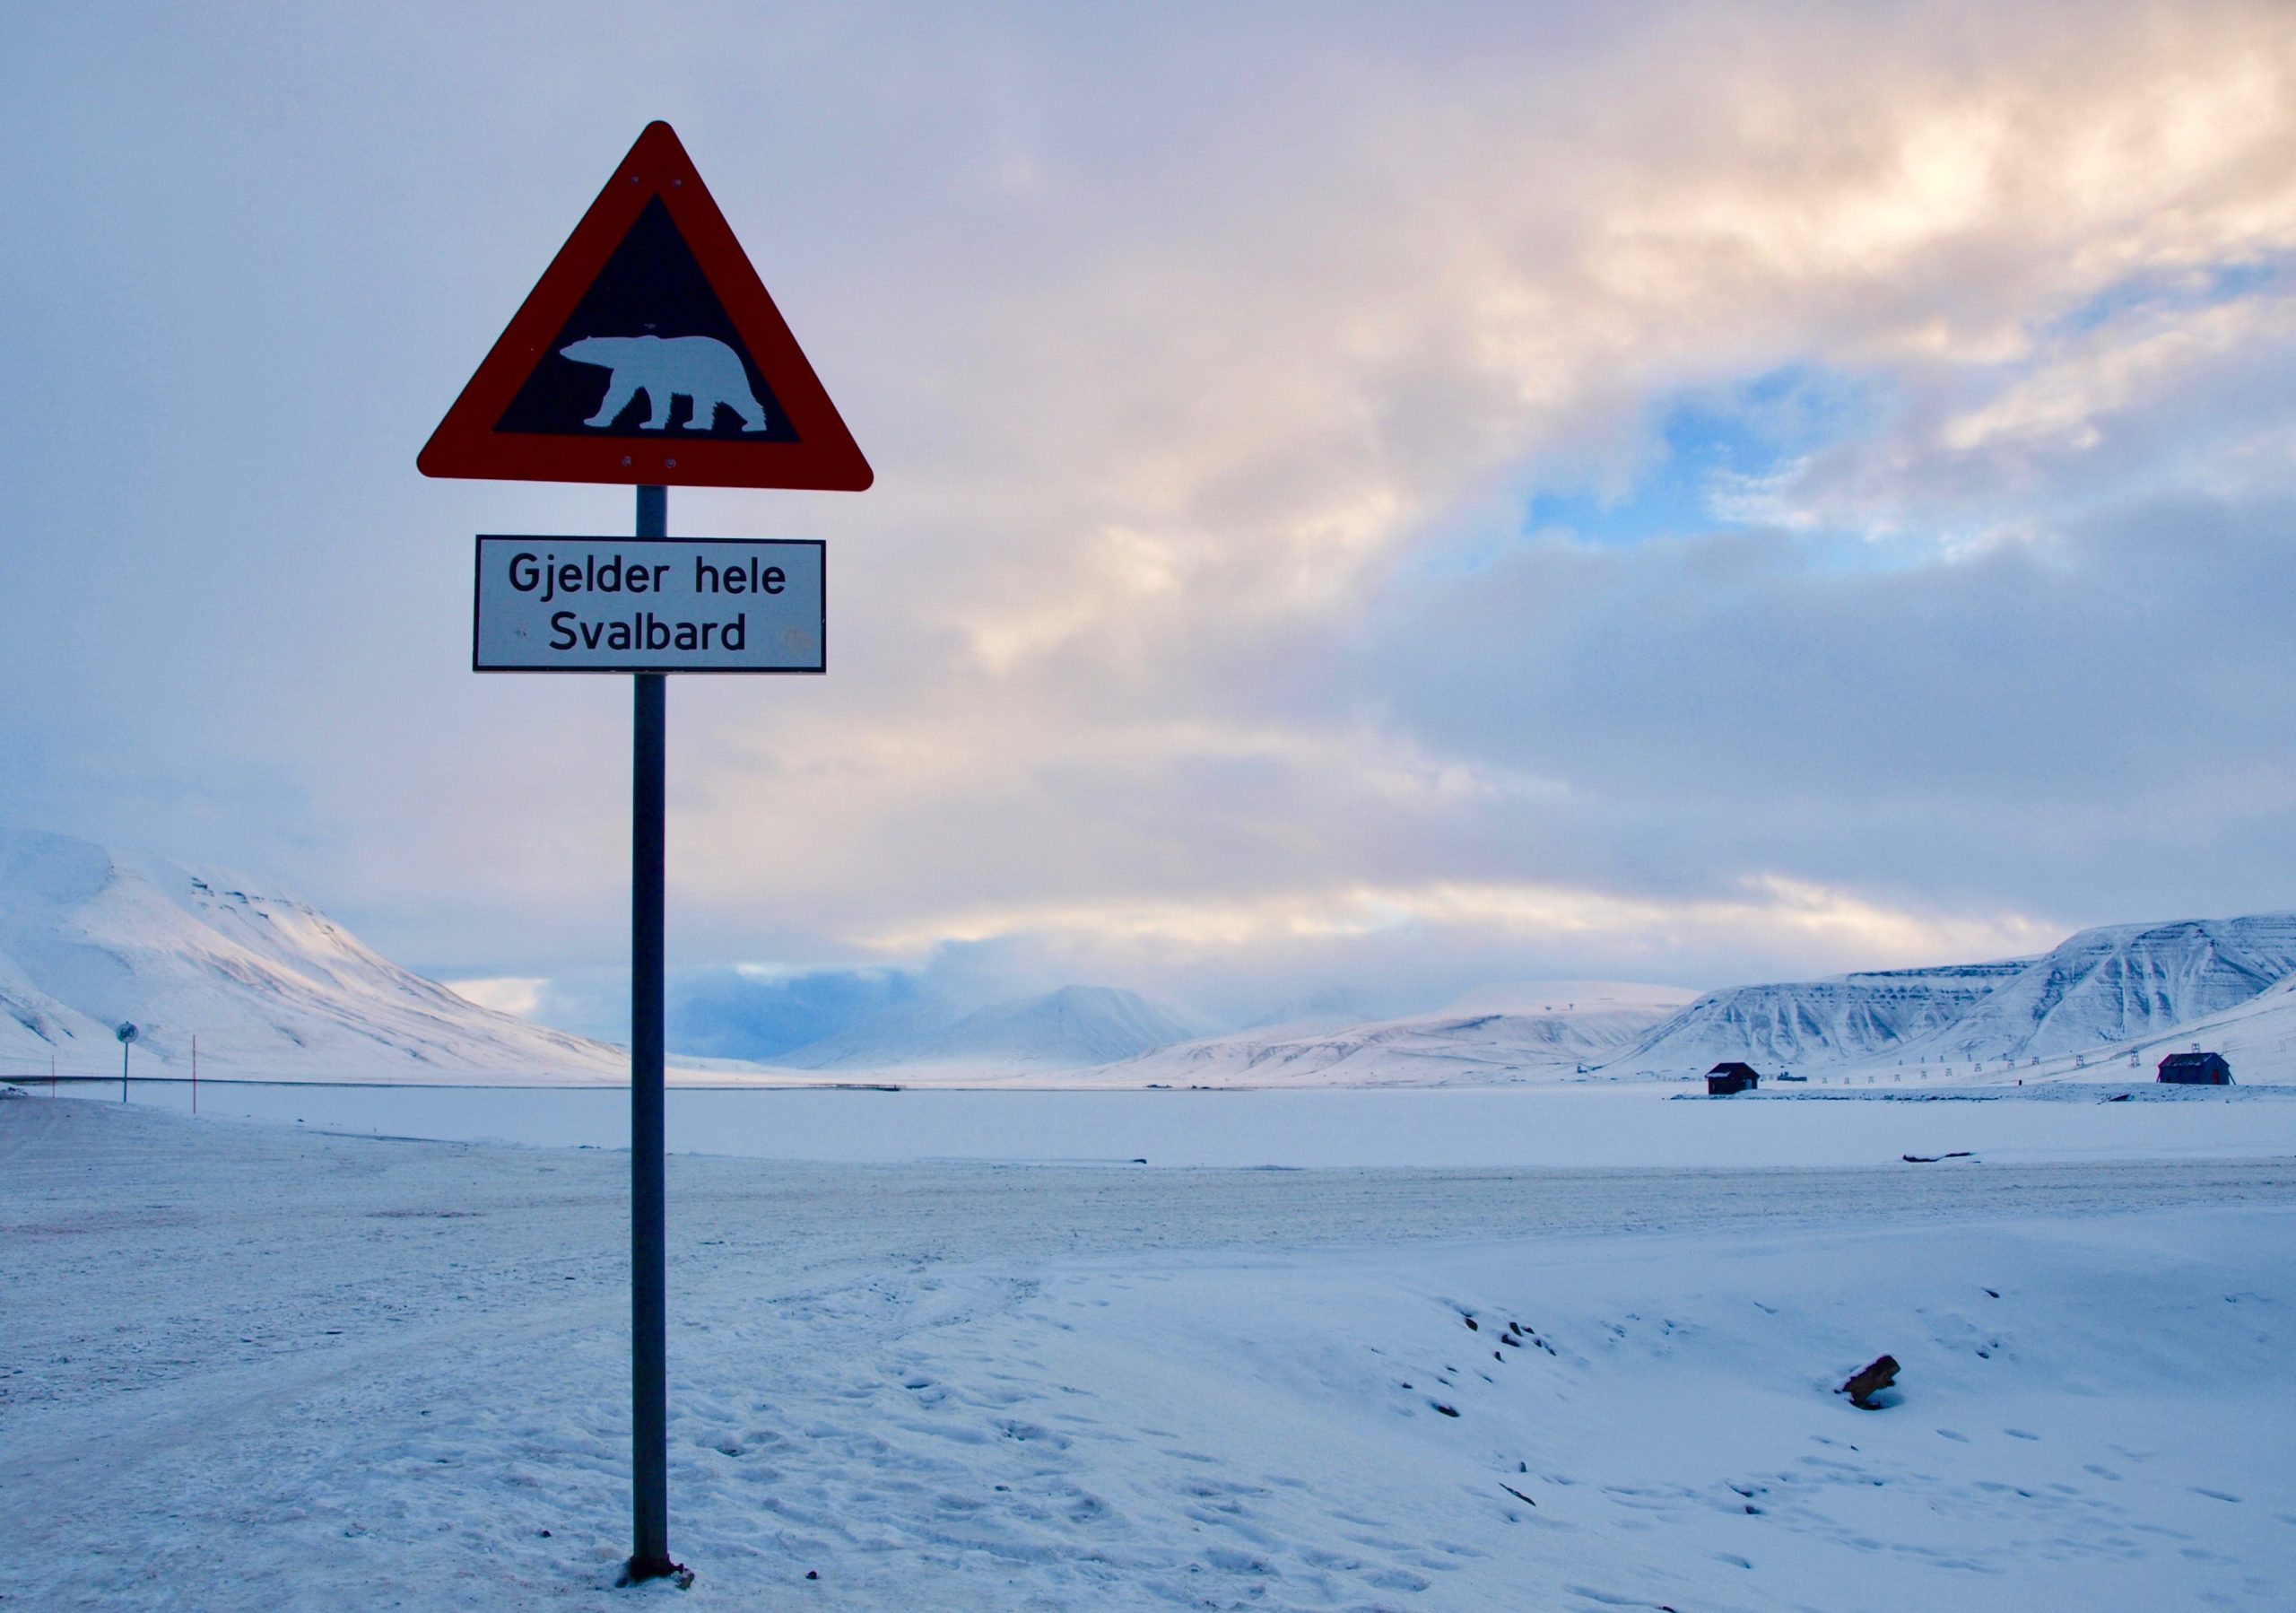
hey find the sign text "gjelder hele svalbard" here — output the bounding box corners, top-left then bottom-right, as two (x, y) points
(471, 536), (824, 673)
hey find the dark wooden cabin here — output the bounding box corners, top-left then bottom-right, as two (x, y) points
(1707, 1062), (1761, 1096)
(2156, 1051), (2232, 1086)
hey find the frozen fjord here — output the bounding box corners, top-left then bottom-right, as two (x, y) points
(96, 1074), (2296, 1170)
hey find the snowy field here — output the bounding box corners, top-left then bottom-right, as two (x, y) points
(37, 1077), (2296, 1169)
(4, 1094), (2294, 1610)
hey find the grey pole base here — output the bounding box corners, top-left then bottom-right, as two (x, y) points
(618, 1556), (687, 1587)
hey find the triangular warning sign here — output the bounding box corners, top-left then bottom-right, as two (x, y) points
(419, 122), (872, 491)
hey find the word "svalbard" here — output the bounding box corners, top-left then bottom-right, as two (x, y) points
(550, 610), (750, 652)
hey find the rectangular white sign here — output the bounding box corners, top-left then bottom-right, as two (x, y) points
(473, 536), (824, 673)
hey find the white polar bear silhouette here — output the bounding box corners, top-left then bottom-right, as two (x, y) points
(558, 335), (770, 432)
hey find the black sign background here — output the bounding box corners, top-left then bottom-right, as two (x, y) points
(494, 199), (799, 442)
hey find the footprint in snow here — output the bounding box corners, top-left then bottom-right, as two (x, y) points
(1366, 1568), (1431, 1593)
(1937, 1429), (1969, 1442)
(2004, 1428), (2039, 1441)
(993, 1418), (1064, 1446)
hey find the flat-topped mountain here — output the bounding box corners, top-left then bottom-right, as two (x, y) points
(1613, 914), (2296, 1076)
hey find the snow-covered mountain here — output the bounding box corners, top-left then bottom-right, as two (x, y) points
(2083, 965), (2296, 1082)
(12, 824), (2291, 1090)
(1611, 914), (2296, 1077)
(1236, 987), (1385, 1037)
(1896, 916), (2296, 1064)
(749, 990), (962, 1071)
(1612, 960), (2032, 1072)
(778, 984), (1202, 1072)
(1109, 982), (1699, 1087)
(0, 831), (626, 1083)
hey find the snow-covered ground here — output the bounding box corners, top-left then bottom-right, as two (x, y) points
(57, 1076), (2296, 1168)
(4, 1092), (2292, 1609)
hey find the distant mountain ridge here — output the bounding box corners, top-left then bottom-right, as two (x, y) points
(1092, 921), (2296, 1088)
(777, 983), (1202, 1071)
(0, 830), (625, 1083)
(1897, 917), (2296, 1063)
(1612, 915), (2296, 1075)
(8, 827), (2290, 1088)
(1110, 982), (1700, 1087)
(1613, 960), (2033, 1070)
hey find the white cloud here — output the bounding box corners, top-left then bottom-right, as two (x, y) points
(1941, 293), (2296, 456)
(444, 978), (550, 1019)
(9, 0), (2296, 1008)
(857, 873), (2054, 980)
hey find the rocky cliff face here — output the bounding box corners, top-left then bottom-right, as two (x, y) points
(1613, 914), (2296, 1074)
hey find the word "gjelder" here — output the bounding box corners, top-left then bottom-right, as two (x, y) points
(507, 551), (787, 604)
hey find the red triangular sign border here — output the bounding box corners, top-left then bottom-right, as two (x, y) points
(418, 122), (872, 491)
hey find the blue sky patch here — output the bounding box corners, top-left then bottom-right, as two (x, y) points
(1519, 362), (1878, 547)
(2048, 256), (2285, 340)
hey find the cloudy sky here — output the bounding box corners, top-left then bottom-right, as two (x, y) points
(5, 1), (2295, 1042)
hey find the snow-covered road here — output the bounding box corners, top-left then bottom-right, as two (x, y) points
(4, 1096), (2292, 1609)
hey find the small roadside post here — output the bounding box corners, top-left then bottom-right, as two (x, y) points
(116, 1022), (137, 1103)
(421, 121), (870, 1585)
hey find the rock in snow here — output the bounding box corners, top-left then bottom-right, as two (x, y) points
(1839, 1353), (1901, 1409)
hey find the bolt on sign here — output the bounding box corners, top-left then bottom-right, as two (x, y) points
(420, 121), (870, 1587)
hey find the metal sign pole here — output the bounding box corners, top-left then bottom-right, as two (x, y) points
(425, 126), (867, 1589)
(628, 484), (674, 1583)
